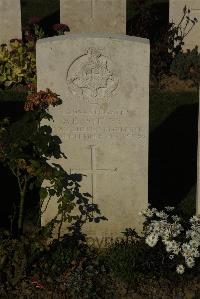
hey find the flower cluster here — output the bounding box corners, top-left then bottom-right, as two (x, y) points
(31, 276), (44, 289)
(28, 16), (41, 25)
(140, 205), (200, 274)
(52, 23), (70, 35)
(24, 88), (61, 111)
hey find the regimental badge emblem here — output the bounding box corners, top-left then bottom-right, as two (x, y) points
(66, 47), (119, 103)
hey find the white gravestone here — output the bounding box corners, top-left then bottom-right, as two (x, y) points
(60, 0), (126, 34)
(169, 0), (200, 50)
(0, 0), (22, 45)
(37, 34), (149, 242)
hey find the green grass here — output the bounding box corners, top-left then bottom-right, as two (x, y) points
(149, 90), (199, 132)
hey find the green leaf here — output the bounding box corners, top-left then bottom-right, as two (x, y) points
(49, 189), (56, 196)
(4, 80), (12, 87)
(40, 187), (48, 199)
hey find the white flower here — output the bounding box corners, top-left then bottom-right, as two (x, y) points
(145, 233), (159, 247)
(190, 215), (200, 224)
(172, 215), (181, 222)
(173, 247), (181, 255)
(182, 243), (192, 255)
(192, 250), (200, 258)
(170, 223), (183, 237)
(164, 206), (175, 212)
(189, 239), (200, 249)
(155, 211), (168, 219)
(176, 264), (185, 274)
(186, 229), (199, 239)
(165, 240), (181, 255)
(162, 238), (170, 246)
(185, 257), (195, 268)
(140, 208), (200, 273)
(139, 208), (154, 218)
(145, 209), (155, 218)
(165, 242), (173, 252)
(162, 229), (171, 240)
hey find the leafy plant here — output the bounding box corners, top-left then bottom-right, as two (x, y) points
(52, 23), (70, 35)
(140, 205), (200, 274)
(128, 2), (198, 87)
(64, 245), (115, 299)
(0, 230), (47, 289)
(0, 16), (69, 90)
(171, 46), (200, 87)
(0, 88), (106, 237)
(0, 39), (36, 89)
(23, 16), (45, 42)
(151, 6), (198, 87)
(104, 211), (200, 297)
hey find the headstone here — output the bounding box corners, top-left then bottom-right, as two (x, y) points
(169, 0), (200, 50)
(60, 0), (126, 34)
(0, 0), (22, 46)
(36, 34), (149, 243)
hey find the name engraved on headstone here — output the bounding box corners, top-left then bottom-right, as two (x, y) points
(54, 109), (145, 141)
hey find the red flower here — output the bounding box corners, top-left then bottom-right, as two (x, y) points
(35, 283), (44, 289)
(28, 16), (41, 25)
(52, 23), (69, 32)
(31, 277), (44, 289)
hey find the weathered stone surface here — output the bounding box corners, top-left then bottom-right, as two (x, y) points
(36, 34), (149, 242)
(0, 0), (22, 45)
(169, 0), (200, 50)
(60, 0), (126, 34)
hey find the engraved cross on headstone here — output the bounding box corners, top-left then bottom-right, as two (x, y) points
(90, 0), (95, 19)
(70, 145), (117, 201)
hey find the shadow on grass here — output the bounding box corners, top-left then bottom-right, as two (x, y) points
(149, 103), (198, 211)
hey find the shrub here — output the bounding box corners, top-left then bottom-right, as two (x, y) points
(0, 39), (36, 89)
(171, 46), (200, 87)
(0, 16), (69, 90)
(128, 2), (198, 86)
(150, 6), (198, 86)
(140, 205), (200, 275)
(0, 88), (107, 296)
(0, 88), (106, 237)
(104, 208), (200, 297)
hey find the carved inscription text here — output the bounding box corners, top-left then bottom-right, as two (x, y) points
(53, 108), (145, 142)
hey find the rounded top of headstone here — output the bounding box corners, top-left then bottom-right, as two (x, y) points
(36, 33), (149, 45)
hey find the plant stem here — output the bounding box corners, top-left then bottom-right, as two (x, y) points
(18, 191), (25, 233)
(18, 178), (27, 233)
